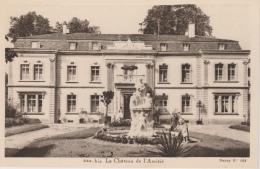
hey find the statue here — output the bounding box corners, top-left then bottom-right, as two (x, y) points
(135, 78), (145, 98)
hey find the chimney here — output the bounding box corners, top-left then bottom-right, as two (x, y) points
(138, 23), (143, 34)
(63, 21), (67, 34)
(188, 21), (195, 38)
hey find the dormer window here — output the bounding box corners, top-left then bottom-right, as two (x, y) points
(69, 42), (76, 50)
(32, 42), (40, 49)
(218, 43), (226, 50)
(92, 42), (100, 50)
(160, 43), (167, 51)
(183, 43), (190, 51)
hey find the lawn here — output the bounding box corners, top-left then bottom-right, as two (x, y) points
(5, 124), (49, 137)
(6, 127), (250, 157)
(229, 124), (250, 132)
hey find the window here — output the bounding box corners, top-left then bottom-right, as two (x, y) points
(69, 42), (76, 50)
(67, 95), (76, 112)
(92, 42), (100, 50)
(215, 64), (223, 81)
(32, 42), (40, 48)
(159, 100), (167, 107)
(182, 64), (191, 83)
(183, 43), (190, 51)
(91, 66), (100, 81)
(182, 96), (190, 113)
(214, 95), (237, 113)
(34, 65), (43, 80)
(228, 64), (236, 81)
(218, 44), (226, 50)
(159, 65), (168, 82)
(67, 66), (77, 81)
(21, 64), (30, 80)
(19, 94), (43, 113)
(91, 95), (99, 112)
(160, 43), (167, 51)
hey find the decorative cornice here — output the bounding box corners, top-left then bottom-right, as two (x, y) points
(106, 62), (114, 68)
(203, 60), (210, 65)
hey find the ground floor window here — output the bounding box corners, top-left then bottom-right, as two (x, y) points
(91, 95), (99, 112)
(67, 95), (76, 112)
(214, 94), (237, 113)
(182, 95), (191, 113)
(20, 94), (43, 113)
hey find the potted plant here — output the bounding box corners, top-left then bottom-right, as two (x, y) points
(79, 108), (87, 124)
(100, 90), (114, 124)
(196, 100), (203, 125)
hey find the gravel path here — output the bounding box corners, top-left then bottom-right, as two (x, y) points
(188, 124), (250, 143)
(5, 123), (100, 149)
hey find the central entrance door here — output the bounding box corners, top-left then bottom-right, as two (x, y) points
(123, 94), (132, 119)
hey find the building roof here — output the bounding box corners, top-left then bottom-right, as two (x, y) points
(18, 33), (238, 42)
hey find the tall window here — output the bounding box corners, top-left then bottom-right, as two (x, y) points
(182, 96), (190, 113)
(183, 43), (190, 51)
(91, 95), (99, 112)
(21, 64), (30, 80)
(20, 95), (25, 112)
(159, 65), (168, 82)
(215, 64), (223, 81)
(182, 64), (191, 82)
(214, 95), (236, 113)
(91, 66), (100, 81)
(67, 95), (76, 112)
(160, 43), (167, 51)
(69, 42), (76, 50)
(34, 65), (43, 80)
(28, 95), (36, 112)
(228, 64), (236, 81)
(67, 66), (77, 81)
(38, 95), (43, 112)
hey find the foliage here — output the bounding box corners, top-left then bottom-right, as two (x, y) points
(7, 11), (51, 43)
(143, 5), (213, 36)
(5, 118), (30, 128)
(5, 99), (18, 118)
(111, 119), (131, 127)
(5, 36), (18, 63)
(5, 124), (49, 136)
(100, 90), (114, 116)
(146, 131), (193, 157)
(55, 17), (101, 34)
(230, 124), (250, 132)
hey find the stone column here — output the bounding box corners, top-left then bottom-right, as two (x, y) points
(49, 57), (55, 85)
(203, 60), (210, 86)
(145, 62), (155, 90)
(243, 59), (250, 86)
(106, 62), (114, 115)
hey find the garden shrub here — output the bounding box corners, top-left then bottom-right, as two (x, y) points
(111, 119), (131, 127)
(5, 100), (18, 118)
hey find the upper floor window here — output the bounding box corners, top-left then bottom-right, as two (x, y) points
(228, 64), (236, 81)
(69, 42), (76, 50)
(67, 66), (77, 81)
(214, 94), (237, 113)
(218, 43), (226, 50)
(21, 64), (30, 80)
(92, 42), (100, 50)
(182, 95), (191, 113)
(91, 66), (100, 81)
(34, 65), (43, 80)
(159, 65), (168, 83)
(182, 64), (192, 83)
(67, 95), (76, 112)
(183, 43), (190, 51)
(215, 63), (224, 81)
(31, 42), (40, 49)
(91, 95), (99, 112)
(160, 43), (167, 51)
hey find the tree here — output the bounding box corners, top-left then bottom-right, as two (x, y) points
(7, 11), (51, 43)
(100, 90), (114, 117)
(143, 5), (213, 36)
(55, 17), (101, 34)
(5, 36), (17, 63)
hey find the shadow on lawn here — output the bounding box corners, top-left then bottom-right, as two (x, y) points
(6, 145), (55, 157)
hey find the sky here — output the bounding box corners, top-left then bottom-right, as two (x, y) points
(4, 3), (250, 49)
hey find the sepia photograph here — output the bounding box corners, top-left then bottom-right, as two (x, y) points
(1, 0), (259, 168)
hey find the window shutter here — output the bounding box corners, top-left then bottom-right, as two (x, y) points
(98, 43), (101, 50)
(89, 42), (92, 50)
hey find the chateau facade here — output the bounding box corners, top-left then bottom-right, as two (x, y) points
(7, 23), (250, 124)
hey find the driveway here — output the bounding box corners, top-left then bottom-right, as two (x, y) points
(5, 123), (100, 149)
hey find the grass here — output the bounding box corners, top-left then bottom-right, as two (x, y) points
(5, 124), (49, 137)
(230, 124), (250, 132)
(189, 131), (249, 157)
(6, 126), (250, 157)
